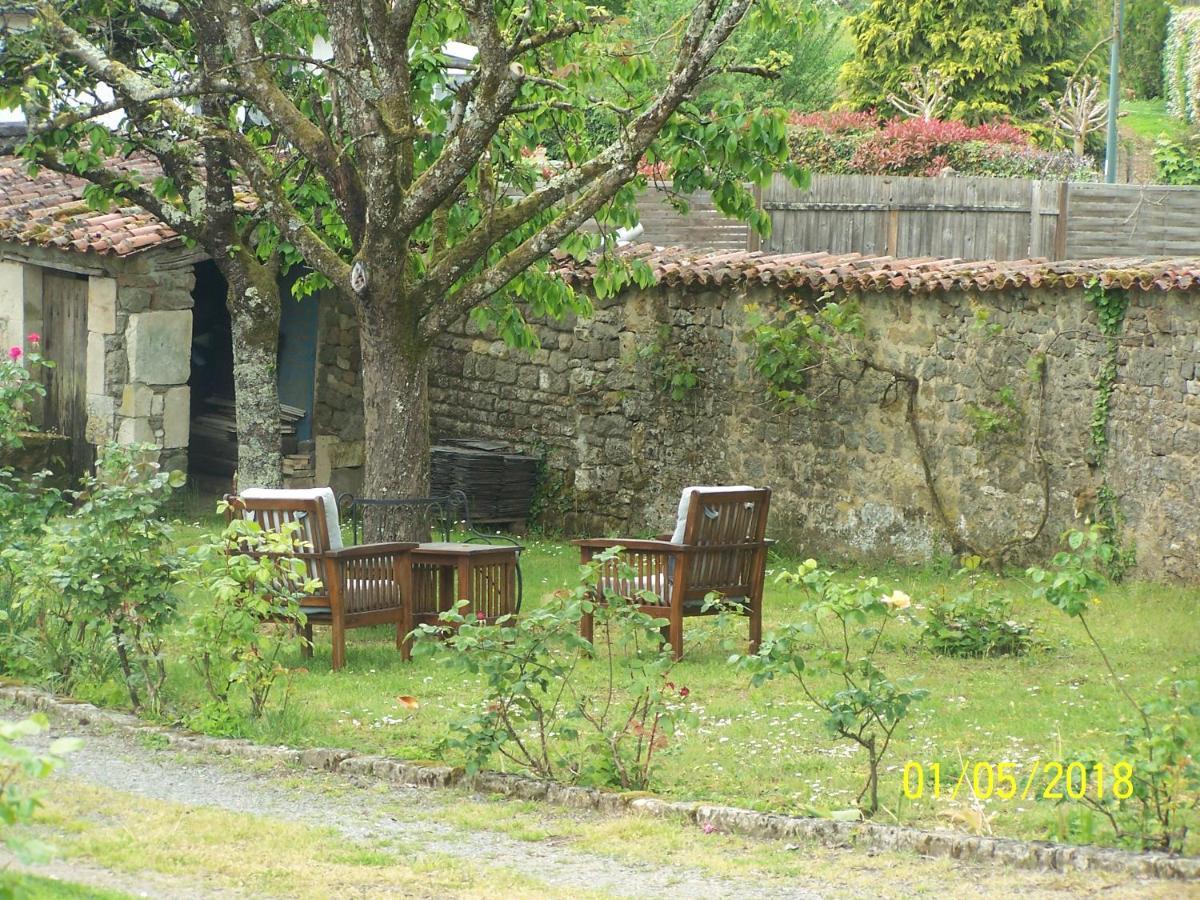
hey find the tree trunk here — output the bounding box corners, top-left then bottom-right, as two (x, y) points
(358, 299), (431, 540)
(226, 268), (283, 490)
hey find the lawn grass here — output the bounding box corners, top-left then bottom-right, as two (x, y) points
(0, 871), (130, 899)
(1120, 99), (1187, 142)
(100, 518), (1200, 855)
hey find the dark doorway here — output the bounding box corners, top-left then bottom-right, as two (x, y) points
(186, 261), (319, 485)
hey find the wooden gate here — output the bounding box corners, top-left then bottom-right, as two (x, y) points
(42, 270), (93, 477)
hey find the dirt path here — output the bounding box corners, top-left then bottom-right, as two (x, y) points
(8, 717), (1188, 898)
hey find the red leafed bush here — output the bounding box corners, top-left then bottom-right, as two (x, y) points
(850, 117), (1030, 175)
(786, 112), (1096, 180)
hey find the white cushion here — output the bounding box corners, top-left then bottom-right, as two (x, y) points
(241, 486), (344, 550)
(669, 485), (756, 544)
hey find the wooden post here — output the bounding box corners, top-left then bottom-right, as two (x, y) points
(746, 181), (764, 252)
(1053, 182), (1070, 261)
(885, 207), (900, 257)
(1028, 180), (1043, 259)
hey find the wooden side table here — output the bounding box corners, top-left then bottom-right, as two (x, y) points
(411, 542), (520, 627)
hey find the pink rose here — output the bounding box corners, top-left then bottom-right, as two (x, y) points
(26, 332), (40, 345)
(7, 346), (21, 361)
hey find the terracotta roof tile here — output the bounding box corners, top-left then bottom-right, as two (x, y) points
(0, 155), (180, 256)
(554, 245), (1200, 295)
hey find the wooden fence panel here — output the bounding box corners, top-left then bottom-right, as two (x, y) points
(633, 188), (749, 251)
(632, 175), (1200, 261)
(1065, 183), (1200, 259)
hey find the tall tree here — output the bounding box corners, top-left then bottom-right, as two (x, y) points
(841, 0), (1094, 122)
(1, 2), (287, 488)
(13, 0), (798, 522)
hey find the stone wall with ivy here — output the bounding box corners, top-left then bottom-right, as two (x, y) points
(428, 282), (1200, 581)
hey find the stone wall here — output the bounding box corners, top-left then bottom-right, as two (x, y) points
(428, 283), (1200, 582)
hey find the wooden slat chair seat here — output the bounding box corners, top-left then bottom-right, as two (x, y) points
(576, 486), (771, 660)
(226, 488), (418, 671)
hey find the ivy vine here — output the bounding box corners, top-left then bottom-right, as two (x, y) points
(1084, 278), (1136, 579)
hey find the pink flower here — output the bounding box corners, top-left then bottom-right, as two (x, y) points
(701, 821), (716, 834)
(679, 686), (690, 698)
(7, 346), (21, 361)
(475, 611), (487, 621)
(26, 332), (40, 346)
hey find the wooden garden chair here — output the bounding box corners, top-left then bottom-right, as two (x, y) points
(226, 488), (418, 671)
(576, 486), (772, 660)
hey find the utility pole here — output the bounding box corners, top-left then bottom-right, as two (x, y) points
(1104, 0), (1125, 183)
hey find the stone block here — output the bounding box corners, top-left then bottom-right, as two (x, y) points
(120, 382), (154, 418)
(87, 277), (118, 334)
(0, 261), (23, 347)
(163, 386), (190, 449)
(117, 415), (154, 444)
(86, 332), (107, 395)
(84, 394), (116, 444)
(127, 310), (192, 385)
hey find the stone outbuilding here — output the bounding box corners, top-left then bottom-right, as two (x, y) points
(0, 157), (363, 491)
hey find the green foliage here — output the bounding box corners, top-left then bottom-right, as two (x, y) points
(965, 385), (1024, 443)
(1152, 133), (1200, 185)
(638, 326), (701, 402)
(16, 444), (184, 714)
(1164, 8), (1200, 120)
(841, 0), (1093, 122)
(1029, 529), (1199, 852)
(1123, 0), (1169, 99)
(413, 549), (699, 790)
(742, 300), (863, 409)
(179, 516), (318, 724)
(733, 560), (927, 815)
(0, 714), (80, 867)
(921, 557), (1036, 657)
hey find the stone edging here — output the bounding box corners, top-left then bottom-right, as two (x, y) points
(3, 684), (1197, 881)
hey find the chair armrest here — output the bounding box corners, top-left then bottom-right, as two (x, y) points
(325, 542), (419, 559)
(572, 538), (687, 553)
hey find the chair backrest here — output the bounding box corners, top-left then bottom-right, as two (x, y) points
(672, 486), (771, 598)
(240, 487), (343, 551)
(226, 489), (340, 591)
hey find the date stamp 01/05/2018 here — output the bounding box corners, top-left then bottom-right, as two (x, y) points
(901, 760), (1136, 802)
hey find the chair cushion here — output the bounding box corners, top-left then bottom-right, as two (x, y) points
(669, 485), (756, 544)
(241, 486), (343, 550)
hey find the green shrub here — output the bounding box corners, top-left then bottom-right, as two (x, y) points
(0, 336), (51, 450)
(734, 560), (928, 816)
(1029, 526), (1200, 852)
(922, 560), (1035, 657)
(0, 714), (79, 865)
(18, 444), (184, 714)
(1152, 133), (1200, 185)
(841, 0), (1092, 122)
(414, 547), (701, 790)
(179, 515), (318, 725)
